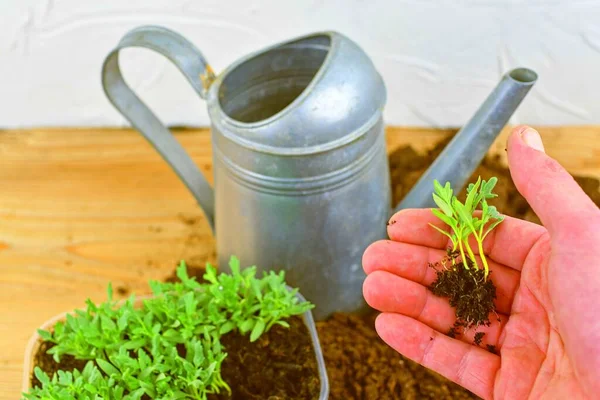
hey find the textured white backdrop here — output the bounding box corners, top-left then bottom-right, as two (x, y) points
(2, 0), (600, 128)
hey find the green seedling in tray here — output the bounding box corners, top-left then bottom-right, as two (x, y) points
(23, 257), (313, 400)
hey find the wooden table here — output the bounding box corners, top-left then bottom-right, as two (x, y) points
(1, 126), (598, 398)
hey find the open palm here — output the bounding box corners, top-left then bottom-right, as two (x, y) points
(362, 126), (600, 400)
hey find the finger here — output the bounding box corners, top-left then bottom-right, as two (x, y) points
(375, 313), (499, 400)
(387, 208), (546, 271)
(363, 271), (508, 348)
(507, 125), (600, 239)
(363, 240), (520, 313)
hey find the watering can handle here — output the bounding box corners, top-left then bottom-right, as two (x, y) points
(101, 25), (216, 231)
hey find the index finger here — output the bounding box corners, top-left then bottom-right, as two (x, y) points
(375, 313), (498, 400)
(387, 208), (547, 271)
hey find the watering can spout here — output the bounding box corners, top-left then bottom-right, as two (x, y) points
(394, 67), (538, 214)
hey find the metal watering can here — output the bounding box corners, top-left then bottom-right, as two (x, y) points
(102, 26), (537, 320)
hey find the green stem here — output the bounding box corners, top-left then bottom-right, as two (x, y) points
(457, 239), (469, 270)
(464, 240), (478, 270)
(451, 240), (458, 265)
(478, 239), (490, 280)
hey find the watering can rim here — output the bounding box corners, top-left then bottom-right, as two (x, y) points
(206, 30), (387, 156)
(208, 30), (336, 124)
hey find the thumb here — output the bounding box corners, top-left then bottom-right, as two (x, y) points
(507, 125), (599, 237)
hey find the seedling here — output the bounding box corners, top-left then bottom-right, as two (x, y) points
(23, 256), (313, 400)
(429, 176), (504, 280)
(427, 176), (504, 346)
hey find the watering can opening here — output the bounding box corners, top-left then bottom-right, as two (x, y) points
(218, 34), (332, 124)
(508, 68), (538, 84)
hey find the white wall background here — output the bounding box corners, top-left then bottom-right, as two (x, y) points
(2, 0), (600, 128)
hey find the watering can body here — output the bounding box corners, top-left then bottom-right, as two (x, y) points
(103, 27), (389, 320)
(207, 32), (391, 320)
(102, 26), (536, 320)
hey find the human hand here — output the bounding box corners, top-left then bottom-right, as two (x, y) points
(362, 126), (600, 399)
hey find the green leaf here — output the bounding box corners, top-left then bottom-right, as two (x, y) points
(203, 264), (218, 284)
(487, 205), (502, 219)
(176, 260), (189, 282)
(483, 218), (504, 240)
(432, 193), (453, 217)
(96, 358), (120, 377)
(229, 256), (241, 276)
(275, 320), (290, 328)
(53, 321), (64, 337)
(453, 199), (474, 227)
(251, 279), (263, 301)
(219, 321), (235, 335)
(433, 179), (444, 194)
(33, 367), (50, 386)
(465, 176), (481, 212)
(107, 283), (114, 302)
(57, 370), (71, 386)
(65, 313), (78, 330)
(250, 319), (266, 342)
(129, 388), (147, 400)
(84, 382), (97, 393)
(143, 312), (153, 328)
(101, 314), (117, 331)
(483, 177), (498, 198)
(149, 280), (164, 296)
(183, 292), (196, 316)
(472, 218), (485, 231)
(37, 329), (54, 342)
(139, 381), (156, 398)
(163, 329), (183, 341)
(121, 339), (147, 350)
(435, 180), (454, 202)
(117, 310), (130, 331)
(239, 319), (255, 333)
(193, 341), (205, 366)
(431, 208), (457, 229)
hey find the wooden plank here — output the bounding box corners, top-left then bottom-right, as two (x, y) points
(1, 126), (598, 398)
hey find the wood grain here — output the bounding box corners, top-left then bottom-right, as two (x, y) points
(1, 126), (599, 398)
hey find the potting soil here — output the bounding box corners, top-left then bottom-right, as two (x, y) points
(209, 315), (321, 400)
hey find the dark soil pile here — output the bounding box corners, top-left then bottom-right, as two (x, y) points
(166, 133), (600, 400)
(31, 341), (88, 388)
(315, 312), (477, 400)
(31, 316), (320, 400)
(429, 260), (497, 347)
(211, 316), (320, 400)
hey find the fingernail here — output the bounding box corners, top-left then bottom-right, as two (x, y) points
(521, 128), (545, 153)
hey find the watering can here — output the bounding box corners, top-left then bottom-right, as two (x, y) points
(102, 26), (537, 320)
